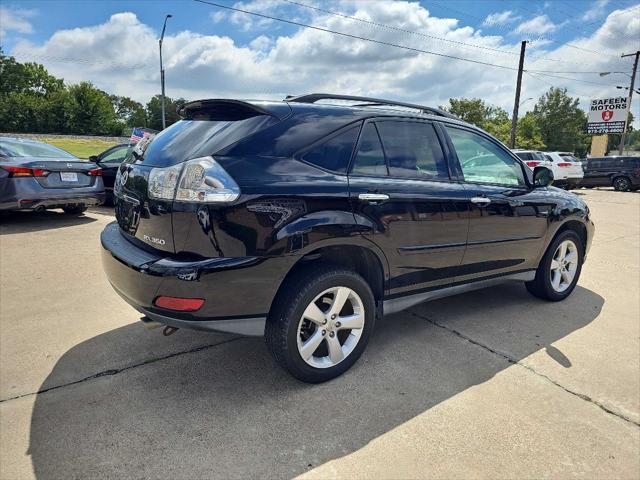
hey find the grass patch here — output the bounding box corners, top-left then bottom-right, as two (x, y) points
(38, 138), (118, 159)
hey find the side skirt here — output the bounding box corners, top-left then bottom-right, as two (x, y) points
(383, 270), (536, 316)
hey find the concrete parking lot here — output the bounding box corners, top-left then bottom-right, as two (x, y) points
(0, 189), (638, 479)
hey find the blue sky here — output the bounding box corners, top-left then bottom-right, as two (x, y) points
(1, 0), (638, 121)
(3, 0), (635, 51)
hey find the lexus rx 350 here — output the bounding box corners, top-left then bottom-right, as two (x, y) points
(101, 94), (594, 383)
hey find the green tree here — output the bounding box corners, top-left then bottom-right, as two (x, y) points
(533, 87), (590, 155)
(515, 112), (546, 150)
(444, 98), (511, 143)
(606, 112), (634, 153)
(68, 82), (122, 135)
(111, 95), (147, 127)
(146, 95), (186, 130)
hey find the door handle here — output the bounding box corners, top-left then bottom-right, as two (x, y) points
(358, 193), (390, 202)
(470, 196), (491, 207)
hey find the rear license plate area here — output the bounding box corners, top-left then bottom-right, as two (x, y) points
(60, 172), (78, 182)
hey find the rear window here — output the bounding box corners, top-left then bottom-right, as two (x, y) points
(0, 140), (77, 159)
(132, 116), (279, 167)
(302, 125), (360, 173)
(515, 152), (532, 160)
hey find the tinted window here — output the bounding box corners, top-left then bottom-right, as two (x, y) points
(514, 152), (532, 160)
(623, 158), (640, 168)
(136, 116), (279, 167)
(102, 146), (129, 164)
(376, 121), (448, 179)
(446, 126), (526, 187)
(351, 123), (387, 176)
(302, 125), (360, 173)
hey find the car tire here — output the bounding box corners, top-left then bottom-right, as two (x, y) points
(613, 176), (631, 192)
(265, 265), (375, 383)
(62, 205), (87, 215)
(526, 230), (583, 302)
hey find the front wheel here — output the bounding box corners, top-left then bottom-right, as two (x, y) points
(613, 176), (631, 192)
(265, 266), (375, 383)
(526, 230), (583, 301)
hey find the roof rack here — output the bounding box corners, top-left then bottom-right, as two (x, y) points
(284, 93), (458, 120)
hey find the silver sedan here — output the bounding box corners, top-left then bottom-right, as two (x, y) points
(0, 137), (105, 214)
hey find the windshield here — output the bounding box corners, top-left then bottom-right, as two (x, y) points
(0, 139), (77, 159)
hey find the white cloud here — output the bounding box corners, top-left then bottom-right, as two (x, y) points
(582, 0), (610, 21)
(8, 1), (640, 127)
(514, 15), (558, 35)
(209, 11), (226, 24)
(0, 6), (37, 37)
(483, 10), (521, 27)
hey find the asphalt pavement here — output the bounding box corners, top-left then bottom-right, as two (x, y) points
(0, 188), (638, 479)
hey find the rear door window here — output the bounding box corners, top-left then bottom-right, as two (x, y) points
(350, 123), (387, 176)
(302, 125), (360, 173)
(375, 121), (449, 179)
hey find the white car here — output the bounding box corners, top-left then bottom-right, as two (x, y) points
(543, 152), (584, 189)
(513, 149), (553, 172)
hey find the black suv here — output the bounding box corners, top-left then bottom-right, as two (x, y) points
(101, 94), (594, 382)
(581, 156), (640, 191)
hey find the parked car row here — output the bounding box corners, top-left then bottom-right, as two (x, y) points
(512, 149), (584, 189)
(512, 149), (639, 192)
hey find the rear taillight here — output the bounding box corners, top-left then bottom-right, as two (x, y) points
(558, 162), (572, 167)
(87, 168), (102, 176)
(526, 161), (540, 167)
(148, 157), (240, 203)
(154, 296), (205, 312)
(1, 166), (49, 177)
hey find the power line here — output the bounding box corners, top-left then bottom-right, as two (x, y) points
(527, 70), (624, 87)
(280, 0), (521, 58)
(525, 71), (592, 99)
(195, 0), (628, 90)
(194, 0), (519, 71)
(527, 69), (633, 75)
(11, 52), (150, 70)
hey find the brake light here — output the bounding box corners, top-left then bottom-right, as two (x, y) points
(1, 166), (49, 177)
(154, 296), (205, 312)
(148, 157), (240, 203)
(87, 168), (102, 176)
(558, 163), (572, 167)
(526, 161), (540, 167)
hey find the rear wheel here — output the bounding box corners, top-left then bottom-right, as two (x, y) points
(526, 230), (583, 301)
(62, 205), (87, 215)
(265, 266), (375, 383)
(613, 176), (631, 192)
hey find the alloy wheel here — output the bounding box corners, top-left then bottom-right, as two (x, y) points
(550, 239), (578, 293)
(296, 286), (365, 369)
(614, 177), (630, 191)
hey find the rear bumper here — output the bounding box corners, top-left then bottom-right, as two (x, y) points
(0, 177), (105, 210)
(100, 222), (296, 336)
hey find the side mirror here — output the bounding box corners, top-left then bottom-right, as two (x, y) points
(89, 155), (99, 163)
(533, 167), (554, 188)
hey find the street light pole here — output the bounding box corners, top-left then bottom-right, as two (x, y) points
(159, 14), (172, 130)
(619, 51), (639, 155)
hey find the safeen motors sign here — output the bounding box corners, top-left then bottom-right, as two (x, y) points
(587, 96), (629, 134)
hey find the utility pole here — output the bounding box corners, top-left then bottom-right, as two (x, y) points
(509, 41), (527, 149)
(159, 14), (172, 130)
(618, 50), (639, 155)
